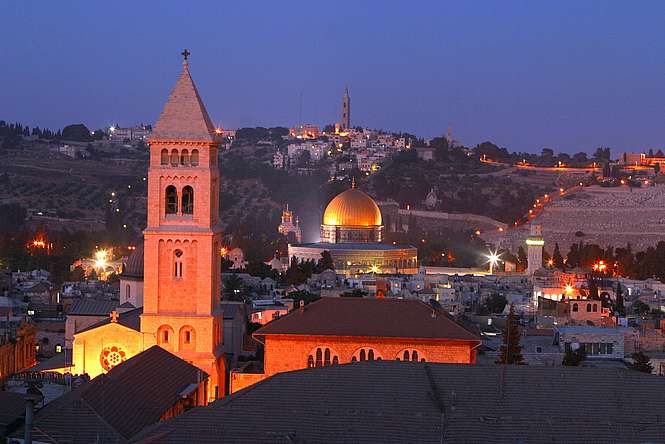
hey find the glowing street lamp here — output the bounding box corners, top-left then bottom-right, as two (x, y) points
(486, 250), (501, 275)
(94, 249), (108, 270)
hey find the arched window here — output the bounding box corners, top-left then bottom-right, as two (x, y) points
(126, 284), (131, 301)
(586, 303), (592, 312)
(572, 303), (579, 312)
(397, 349), (426, 362)
(174, 249), (183, 278)
(180, 149), (189, 166)
(170, 149), (179, 166)
(191, 149), (199, 166)
(165, 186), (178, 214)
(157, 325), (174, 349)
(182, 186), (194, 215)
(161, 149), (169, 165)
(179, 326), (196, 350)
(352, 347), (381, 362)
(309, 347), (339, 368)
(592, 304), (598, 312)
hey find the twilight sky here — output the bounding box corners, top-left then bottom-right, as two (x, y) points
(1, 0), (664, 153)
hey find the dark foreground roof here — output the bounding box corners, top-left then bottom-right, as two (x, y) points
(255, 297), (479, 341)
(77, 307), (142, 334)
(134, 362), (665, 444)
(15, 346), (207, 443)
(0, 392), (26, 437)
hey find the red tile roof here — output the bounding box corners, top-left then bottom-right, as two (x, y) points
(255, 298), (479, 341)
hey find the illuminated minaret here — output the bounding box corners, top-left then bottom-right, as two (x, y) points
(342, 86), (350, 129)
(141, 50), (225, 400)
(526, 223), (544, 275)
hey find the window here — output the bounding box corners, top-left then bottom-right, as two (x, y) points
(170, 149), (179, 166)
(180, 149), (189, 166)
(586, 303), (592, 312)
(165, 185), (178, 214)
(55, 344), (62, 353)
(572, 303), (579, 312)
(185, 331), (191, 343)
(126, 284), (131, 301)
(536, 346), (543, 353)
(164, 330), (169, 342)
(191, 149), (199, 166)
(308, 347), (339, 368)
(174, 249), (183, 278)
(161, 149), (169, 165)
(396, 349), (426, 362)
(592, 304), (598, 312)
(352, 347), (381, 362)
(182, 186), (194, 215)
(180, 326), (196, 349)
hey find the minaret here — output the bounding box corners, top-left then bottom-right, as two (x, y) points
(141, 50), (225, 400)
(526, 223), (544, 275)
(342, 86), (350, 129)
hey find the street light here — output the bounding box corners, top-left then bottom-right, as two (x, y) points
(486, 250), (501, 275)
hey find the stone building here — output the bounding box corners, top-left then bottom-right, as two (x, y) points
(230, 298), (480, 392)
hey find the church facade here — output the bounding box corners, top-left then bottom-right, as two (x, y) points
(65, 55), (225, 401)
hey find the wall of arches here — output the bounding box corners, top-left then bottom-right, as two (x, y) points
(160, 148), (200, 167)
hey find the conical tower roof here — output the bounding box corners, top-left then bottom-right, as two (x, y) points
(150, 60), (217, 142)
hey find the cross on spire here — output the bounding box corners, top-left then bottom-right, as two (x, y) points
(110, 310), (119, 323)
(181, 48), (191, 61)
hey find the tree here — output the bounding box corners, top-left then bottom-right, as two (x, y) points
(552, 243), (564, 269)
(633, 300), (650, 316)
(496, 305), (524, 365)
(61, 124), (92, 142)
(562, 346), (586, 366)
(629, 351), (653, 374)
(517, 246), (528, 272)
(485, 293), (507, 313)
(316, 250), (334, 272)
(223, 274), (244, 301)
(614, 284), (625, 316)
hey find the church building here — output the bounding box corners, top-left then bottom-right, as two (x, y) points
(55, 54), (226, 401)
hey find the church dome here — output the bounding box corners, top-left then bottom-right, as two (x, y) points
(322, 188), (382, 227)
(123, 243), (144, 278)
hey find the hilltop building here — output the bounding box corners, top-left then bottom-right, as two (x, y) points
(44, 55), (226, 400)
(288, 182), (417, 275)
(277, 205), (302, 243)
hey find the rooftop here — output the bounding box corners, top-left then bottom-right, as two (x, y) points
(77, 307), (142, 334)
(292, 242), (416, 251)
(254, 298), (479, 341)
(15, 346), (207, 442)
(135, 362), (665, 443)
(69, 299), (118, 316)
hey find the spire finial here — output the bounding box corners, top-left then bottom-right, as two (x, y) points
(181, 48), (191, 65)
(351, 177), (356, 189)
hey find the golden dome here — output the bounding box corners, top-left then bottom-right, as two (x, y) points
(322, 188), (382, 227)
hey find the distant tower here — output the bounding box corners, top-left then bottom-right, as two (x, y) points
(526, 224), (544, 275)
(342, 87), (350, 129)
(445, 126), (453, 147)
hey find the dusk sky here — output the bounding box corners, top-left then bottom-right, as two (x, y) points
(2, 0), (664, 153)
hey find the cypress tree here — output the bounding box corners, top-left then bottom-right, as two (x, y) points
(496, 305), (524, 365)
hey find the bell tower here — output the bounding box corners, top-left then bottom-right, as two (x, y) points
(342, 86), (350, 129)
(141, 52), (224, 400)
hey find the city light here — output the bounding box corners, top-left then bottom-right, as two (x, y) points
(486, 250), (501, 274)
(593, 260), (607, 273)
(370, 264), (381, 274)
(94, 249), (108, 270)
(547, 259), (554, 267)
(564, 284), (574, 295)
